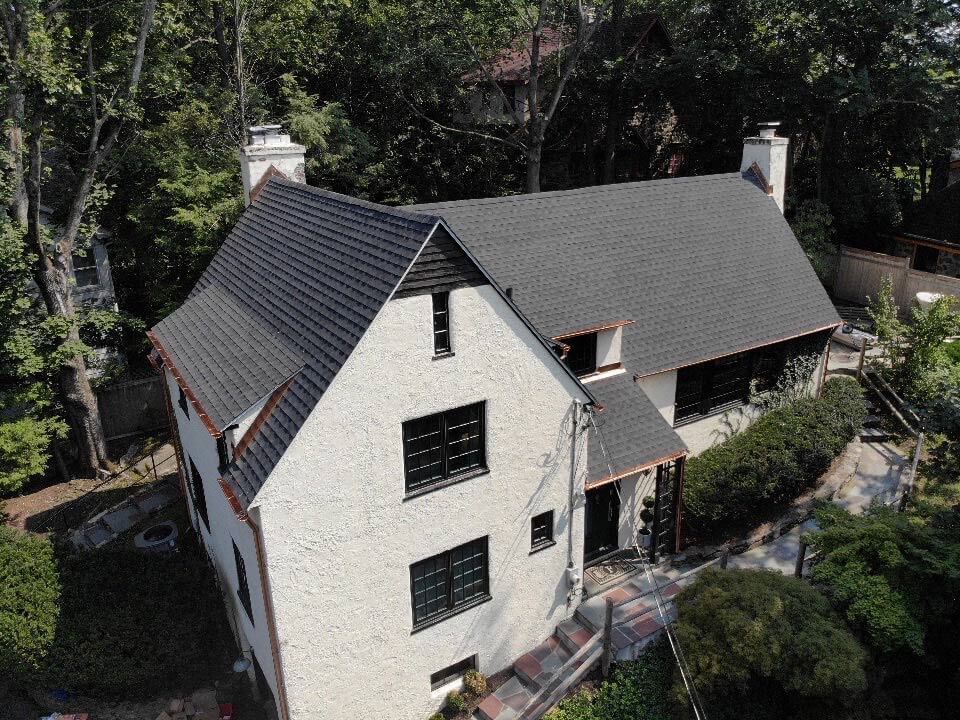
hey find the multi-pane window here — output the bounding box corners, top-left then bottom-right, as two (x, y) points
(189, 457), (210, 531)
(433, 292), (451, 355)
(674, 353), (751, 424)
(561, 333), (597, 376)
(410, 537), (489, 628)
(71, 249), (99, 287)
(178, 386), (190, 417)
(430, 656), (477, 691)
(531, 510), (555, 550)
(233, 540), (254, 624)
(403, 402), (486, 493)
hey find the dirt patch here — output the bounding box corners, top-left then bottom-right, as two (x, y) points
(1, 442), (178, 534)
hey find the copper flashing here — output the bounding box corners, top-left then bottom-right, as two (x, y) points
(596, 362), (623, 374)
(233, 376), (296, 459)
(147, 330), (223, 438)
(218, 477), (248, 521)
(584, 449), (688, 490)
(250, 165), (287, 204)
(747, 161), (773, 195)
(553, 320), (635, 341)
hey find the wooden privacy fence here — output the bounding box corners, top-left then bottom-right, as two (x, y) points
(833, 246), (960, 312)
(96, 372), (167, 441)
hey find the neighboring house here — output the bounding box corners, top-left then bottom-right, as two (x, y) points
(466, 14), (672, 123)
(148, 123), (837, 720)
(833, 178), (960, 311)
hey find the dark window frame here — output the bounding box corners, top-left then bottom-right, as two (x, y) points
(402, 402), (487, 496)
(430, 655), (478, 691)
(674, 352), (752, 425)
(71, 248), (99, 288)
(432, 291), (452, 356)
(232, 539), (254, 625)
(410, 536), (490, 631)
(188, 457), (210, 531)
(530, 510), (555, 552)
(178, 386), (190, 417)
(561, 333), (598, 377)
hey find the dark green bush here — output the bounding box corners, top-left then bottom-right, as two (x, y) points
(673, 569), (867, 720)
(544, 641), (672, 720)
(1, 527), (231, 697)
(683, 377), (866, 538)
(0, 527), (60, 680)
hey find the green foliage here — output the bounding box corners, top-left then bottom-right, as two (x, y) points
(445, 690), (468, 713)
(428, 714), (445, 720)
(789, 199), (836, 284)
(809, 504), (960, 657)
(942, 341), (960, 366)
(673, 569), (867, 720)
(544, 641), (673, 720)
(867, 275), (906, 370)
(683, 377), (867, 537)
(0, 417), (67, 494)
(0, 527), (60, 680)
(0, 528), (231, 695)
(462, 668), (488, 696)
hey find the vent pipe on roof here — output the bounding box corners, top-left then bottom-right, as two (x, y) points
(740, 121), (789, 214)
(240, 125), (306, 206)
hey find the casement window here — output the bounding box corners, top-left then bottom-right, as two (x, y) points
(233, 540), (254, 625)
(188, 457), (210, 531)
(402, 402), (486, 494)
(530, 510), (555, 551)
(178, 386), (190, 417)
(410, 536), (490, 630)
(674, 352), (752, 424)
(71, 249), (99, 288)
(561, 333), (597, 376)
(430, 655), (477, 691)
(433, 291), (451, 355)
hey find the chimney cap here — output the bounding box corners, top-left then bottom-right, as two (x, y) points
(247, 125), (295, 147)
(757, 121), (781, 138)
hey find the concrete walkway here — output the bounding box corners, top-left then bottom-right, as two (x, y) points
(728, 440), (906, 573)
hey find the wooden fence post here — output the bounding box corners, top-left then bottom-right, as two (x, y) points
(720, 546), (730, 569)
(794, 540), (808, 578)
(602, 598), (614, 679)
(856, 341), (867, 381)
(900, 432), (924, 512)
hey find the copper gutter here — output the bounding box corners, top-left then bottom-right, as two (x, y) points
(147, 330), (222, 439)
(553, 319), (635, 341)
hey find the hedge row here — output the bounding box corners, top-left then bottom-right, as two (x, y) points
(682, 377), (867, 538)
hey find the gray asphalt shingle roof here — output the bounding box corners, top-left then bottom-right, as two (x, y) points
(586, 373), (687, 482)
(152, 178), (441, 504)
(408, 172), (840, 378)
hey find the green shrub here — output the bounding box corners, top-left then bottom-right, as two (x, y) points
(0, 527), (60, 681)
(682, 377), (866, 537)
(673, 569), (867, 720)
(545, 641), (672, 720)
(463, 668), (488, 695)
(446, 690), (468, 713)
(428, 714), (445, 720)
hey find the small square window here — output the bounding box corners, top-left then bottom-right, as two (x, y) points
(531, 510), (555, 551)
(71, 249), (99, 287)
(560, 333), (597, 376)
(430, 655), (477, 691)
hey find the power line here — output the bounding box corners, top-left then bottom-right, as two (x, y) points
(586, 407), (710, 720)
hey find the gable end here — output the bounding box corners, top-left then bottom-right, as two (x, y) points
(394, 226), (488, 298)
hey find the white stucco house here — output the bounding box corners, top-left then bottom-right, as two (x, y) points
(148, 123), (838, 720)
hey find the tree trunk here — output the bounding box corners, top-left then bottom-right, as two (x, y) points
(5, 90), (27, 223)
(26, 130), (109, 476)
(526, 144), (542, 193)
(816, 112), (833, 202)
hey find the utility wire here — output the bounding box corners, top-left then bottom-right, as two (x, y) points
(586, 407), (710, 720)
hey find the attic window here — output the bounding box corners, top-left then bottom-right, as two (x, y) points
(562, 333), (597, 376)
(71, 249), (99, 288)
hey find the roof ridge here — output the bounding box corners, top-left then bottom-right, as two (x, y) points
(404, 172), (743, 211)
(267, 176), (440, 225)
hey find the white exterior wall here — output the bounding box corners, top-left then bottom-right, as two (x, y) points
(252, 284), (588, 720)
(740, 135), (789, 212)
(596, 327), (623, 368)
(164, 369), (280, 706)
(617, 468), (657, 550)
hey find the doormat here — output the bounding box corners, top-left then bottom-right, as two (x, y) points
(585, 560), (635, 586)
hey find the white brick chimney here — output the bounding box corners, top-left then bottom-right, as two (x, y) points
(740, 122), (789, 213)
(240, 125), (306, 206)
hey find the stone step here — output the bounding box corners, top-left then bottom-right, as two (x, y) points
(475, 675), (533, 720)
(556, 617), (595, 656)
(576, 579), (683, 633)
(863, 414), (882, 428)
(522, 645), (603, 720)
(512, 635), (572, 691)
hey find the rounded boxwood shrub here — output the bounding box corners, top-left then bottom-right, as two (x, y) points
(463, 668), (488, 695)
(446, 690), (468, 713)
(682, 377), (866, 538)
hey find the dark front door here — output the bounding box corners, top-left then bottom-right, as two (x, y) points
(584, 482), (620, 563)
